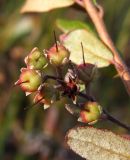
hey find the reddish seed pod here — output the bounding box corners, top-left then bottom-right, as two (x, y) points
(77, 63), (97, 83)
(47, 43), (70, 66)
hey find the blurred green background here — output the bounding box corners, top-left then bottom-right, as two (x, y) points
(0, 0), (130, 160)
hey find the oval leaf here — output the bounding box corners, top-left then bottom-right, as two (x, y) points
(66, 127), (130, 160)
(61, 29), (113, 68)
(21, 0), (75, 13)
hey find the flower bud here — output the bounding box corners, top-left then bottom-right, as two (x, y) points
(15, 68), (42, 94)
(77, 63), (97, 83)
(78, 102), (102, 124)
(25, 47), (48, 70)
(47, 43), (70, 66)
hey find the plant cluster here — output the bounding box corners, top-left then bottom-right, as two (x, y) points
(13, 0), (130, 159)
(15, 0), (130, 138)
(15, 40), (102, 125)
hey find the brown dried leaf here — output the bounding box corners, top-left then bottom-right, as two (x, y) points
(66, 127), (130, 160)
(21, 0), (74, 13)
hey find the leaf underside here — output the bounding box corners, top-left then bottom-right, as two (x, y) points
(61, 29), (113, 68)
(66, 127), (130, 160)
(21, 0), (75, 13)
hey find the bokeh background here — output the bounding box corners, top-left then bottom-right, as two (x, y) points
(0, 0), (130, 159)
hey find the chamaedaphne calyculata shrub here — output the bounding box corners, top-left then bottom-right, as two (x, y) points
(14, 0), (130, 159)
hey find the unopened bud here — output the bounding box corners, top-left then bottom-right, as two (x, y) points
(25, 47), (48, 70)
(47, 43), (70, 66)
(15, 68), (42, 94)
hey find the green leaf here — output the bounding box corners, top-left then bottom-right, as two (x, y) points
(56, 19), (93, 33)
(61, 29), (113, 68)
(66, 127), (130, 160)
(21, 0), (75, 13)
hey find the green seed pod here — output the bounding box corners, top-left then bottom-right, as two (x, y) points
(25, 47), (48, 70)
(78, 102), (102, 124)
(15, 68), (42, 95)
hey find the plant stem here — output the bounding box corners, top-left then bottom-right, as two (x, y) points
(103, 109), (130, 132)
(42, 75), (65, 85)
(76, 91), (95, 102)
(76, 0), (130, 96)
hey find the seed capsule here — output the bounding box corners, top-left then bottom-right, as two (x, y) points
(47, 43), (70, 66)
(25, 47), (48, 70)
(77, 63), (97, 83)
(15, 68), (42, 94)
(78, 102), (102, 124)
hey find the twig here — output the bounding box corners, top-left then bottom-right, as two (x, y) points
(42, 75), (65, 86)
(95, 3), (104, 18)
(76, 0), (130, 96)
(76, 91), (95, 102)
(103, 109), (130, 132)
